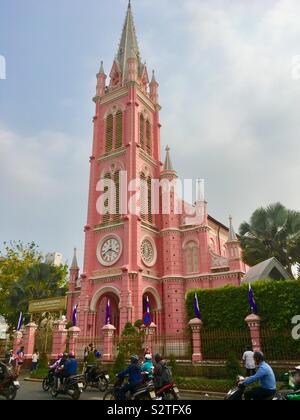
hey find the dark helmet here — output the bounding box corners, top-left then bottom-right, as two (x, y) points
(131, 355), (139, 364)
(254, 352), (265, 363)
(95, 352), (102, 359)
(155, 353), (163, 363)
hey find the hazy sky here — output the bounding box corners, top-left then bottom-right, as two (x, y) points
(1, 0), (300, 267)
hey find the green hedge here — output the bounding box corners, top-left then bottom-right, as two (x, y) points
(186, 281), (300, 331)
(186, 281), (300, 360)
(176, 377), (233, 393)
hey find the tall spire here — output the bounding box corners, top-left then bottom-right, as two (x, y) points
(163, 146), (174, 172)
(71, 248), (79, 270)
(116, 0), (141, 79)
(228, 216), (238, 242)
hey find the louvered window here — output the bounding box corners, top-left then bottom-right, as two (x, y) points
(102, 173), (111, 223)
(105, 114), (113, 153)
(146, 120), (151, 156)
(112, 171), (120, 221)
(115, 111), (123, 149)
(140, 114), (145, 150)
(140, 173), (147, 221)
(147, 176), (153, 223)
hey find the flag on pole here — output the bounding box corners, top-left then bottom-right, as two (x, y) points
(17, 312), (23, 331)
(143, 296), (152, 326)
(72, 305), (77, 326)
(105, 299), (111, 325)
(193, 293), (201, 320)
(248, 284), (258, 315)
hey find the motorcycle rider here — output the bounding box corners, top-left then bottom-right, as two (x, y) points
(154, 353), (173, 390)
(85, 351), (102, 383)
(240, 352), (277, 400)
(50, 354), (64, 370)
(117, 355), (143, 400)
(295, 366), (300, 387)
(62, 353), (78, 384)
(141, 354), (154, 380)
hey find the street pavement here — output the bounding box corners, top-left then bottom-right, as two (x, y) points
(11, 378), (218, 400)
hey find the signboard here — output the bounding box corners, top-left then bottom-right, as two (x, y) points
(28, 297), (67, 314)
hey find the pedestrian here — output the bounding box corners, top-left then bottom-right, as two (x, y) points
(15, 346), (25, 376)
(242, 346), (256, 377)
(31, 349), (39, 372)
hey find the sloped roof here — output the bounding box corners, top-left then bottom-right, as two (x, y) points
(242, 257), (291, 283)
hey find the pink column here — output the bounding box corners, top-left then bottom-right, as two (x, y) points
(13, 331), (23, 355)
(23, 323), (38, 360)
(68, 326), (81, 356)
(51, 320), (68, 359)
(189, 318), (204, 363)
(245, 314), (262, 353)
(102, 324), (116, 362)
(142, 322), (157, 355)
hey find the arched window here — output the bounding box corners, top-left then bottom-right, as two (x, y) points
(184, 242), (199, 274)
(105, 114), (113, 153)
(146, 120), (151, 156)
(115, 111), (123, 149)
(140, 114), (145, 150)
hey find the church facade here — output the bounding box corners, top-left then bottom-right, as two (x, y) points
(67, 2), (247, 338)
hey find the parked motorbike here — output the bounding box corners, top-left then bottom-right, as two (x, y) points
(225, 376), (278, 401)
(103, 376), (157, 401)
(83, 365), (110, 392)
(0, 363), (20, 400)
(155, 381), (180, 400)
(50, 374), (85, 400)
(42, 368), (56, 392)
(280, 367), (300, 401)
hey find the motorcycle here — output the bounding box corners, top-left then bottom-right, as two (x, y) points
(50, 374), (85, 400)
(0, 363), (20, 401)
(42, 368), (56, 392)
(280, 367), (300, 401)
(225, 376), (279, 401)
(83, 365), (110, 392)
(104, 376), (157, 401)
(155, 381), (180, 400)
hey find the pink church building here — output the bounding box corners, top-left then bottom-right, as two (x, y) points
(67, 1), (247, 338)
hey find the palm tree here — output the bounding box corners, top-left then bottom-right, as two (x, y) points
(239, 203), (300, 278)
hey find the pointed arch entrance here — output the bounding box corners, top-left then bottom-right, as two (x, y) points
(142, 287), (162, 334)
(90, 286), (120, 336)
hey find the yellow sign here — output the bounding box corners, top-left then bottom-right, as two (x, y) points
(28, 297), (67, 314)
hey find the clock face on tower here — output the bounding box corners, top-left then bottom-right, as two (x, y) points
(141, 237), (157, 267)
(97, 235), (122, 266)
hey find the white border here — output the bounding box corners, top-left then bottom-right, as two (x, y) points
(97, 234), (123, 267)
(140, 236), (157, 267)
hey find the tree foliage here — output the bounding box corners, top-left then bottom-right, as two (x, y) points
(0, 241), (68, 331)
(239, 203), (300, 277)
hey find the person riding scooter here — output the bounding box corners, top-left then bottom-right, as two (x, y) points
(240, 352), (276, 401)
(117, 355), (143, 400)
(141, 354), (154, 380)
(154, 353), (173, 390)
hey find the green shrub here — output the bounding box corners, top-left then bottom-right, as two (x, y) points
(225, 353), (242, 379)
(112, 351), (126, 375)
(168, 354), (178, 377)
(176, 377), (233, 393)
(38, 353), (49, 370)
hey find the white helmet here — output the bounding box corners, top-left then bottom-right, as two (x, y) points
(145, 354), (152, 360)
